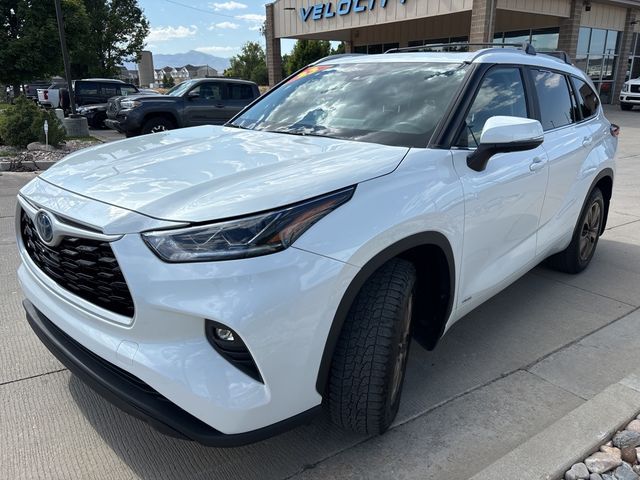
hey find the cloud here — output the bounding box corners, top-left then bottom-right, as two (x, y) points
(147, 25), (198, 42)
(208, 21), (240, 30)
(248, 25), (262, 31)
(235, 13), (266, 22)
(210, 1), (247, 11)
(195, 46), (239, 55)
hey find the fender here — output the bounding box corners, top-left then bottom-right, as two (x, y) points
(578, 167), (614, 236)
(315, 231), (456, 395)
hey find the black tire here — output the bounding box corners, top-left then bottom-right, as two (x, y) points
(621, 103), (633, 111)
(141, 116), (175, 135)
(328, 258), (416, 434)
(546, 187), (605, 274)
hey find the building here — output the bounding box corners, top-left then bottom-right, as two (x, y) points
(137, 50), (155, 87)
(264, 0), (640, 103)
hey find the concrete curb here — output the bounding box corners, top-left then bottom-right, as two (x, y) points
(469, 375), (640, 480)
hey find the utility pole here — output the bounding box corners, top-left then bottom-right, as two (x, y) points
(54, 0), (76, 116)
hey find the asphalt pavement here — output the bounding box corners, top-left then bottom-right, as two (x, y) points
(1, 106), (639, 480)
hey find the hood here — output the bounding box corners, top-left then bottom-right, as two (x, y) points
(40, 126), (409, 223)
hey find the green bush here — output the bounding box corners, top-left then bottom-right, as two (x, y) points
(31, 109), (66, 147)
(0, 96), (66, 148)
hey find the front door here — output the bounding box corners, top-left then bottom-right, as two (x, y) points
(452, 66), (549, 313)
(183, 82), (227, 126)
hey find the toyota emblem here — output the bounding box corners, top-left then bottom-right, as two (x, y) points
(35, 211), (54, 244)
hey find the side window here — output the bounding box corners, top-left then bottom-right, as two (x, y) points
(101, 84), (119, 97)
(191, 83), (222, 101)
(532, 69), (575, 130)
(457, 67), (528, 147)
(120, 85), (137, 96)
(572, 77), (600, 119)
(76, 82), (98, 95)
(228, 83), (254, 100)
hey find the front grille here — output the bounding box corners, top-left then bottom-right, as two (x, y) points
(631, 85), (640, 94)
(21, 210), (135, 317)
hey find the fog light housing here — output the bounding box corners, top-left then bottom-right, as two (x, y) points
(205, 320), (263, 383)
(215, 328), (235, 341)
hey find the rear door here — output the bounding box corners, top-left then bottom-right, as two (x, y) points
(225, 82), (257, 118)
(528, 68), (590, 255)
(451, 65), (549, 313)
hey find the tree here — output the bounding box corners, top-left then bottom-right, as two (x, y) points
(82, 0), (149, 77)
(0, 0), (89, 94)
(331, 42), (346, 55)
(162, 73), (174, 88)
(224, 42), (268, 86)
(284, 40), (331, 76)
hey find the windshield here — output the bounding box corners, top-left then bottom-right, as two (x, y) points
(166, 80), (195, 97)
(230, 62), (469, 148)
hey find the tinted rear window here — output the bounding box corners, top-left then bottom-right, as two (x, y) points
(230, 62), (469, 148)
(228, 83), (254, 100)
(532, 70), (575, 131)
(572, 77), (600, 119)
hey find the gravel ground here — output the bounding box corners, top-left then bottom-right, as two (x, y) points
(565, 418), (640, 480)
(0, 139), (100, 171)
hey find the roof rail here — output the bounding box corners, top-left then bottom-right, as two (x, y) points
(312, 53), (365, 65)
(538, 50), (572, 65)
(385, 42), (537, 55)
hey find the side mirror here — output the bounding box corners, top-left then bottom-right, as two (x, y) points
(187, 91), (200, 99)
(467, 116), (544, 172)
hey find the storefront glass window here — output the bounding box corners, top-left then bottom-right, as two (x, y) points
(577, 27), (591, 55)
(574, 26), (622, 103)
(589, 29), (607, 55)
(531, 28), (559, 50)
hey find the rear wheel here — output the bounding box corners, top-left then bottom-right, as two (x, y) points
(328, 258), (416, 434)
(141, 116), (175, 135)
(546, 187), (604, 274)
(621, 102), (633, 111)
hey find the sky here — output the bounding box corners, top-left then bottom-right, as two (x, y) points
(138, 0), (296, 57)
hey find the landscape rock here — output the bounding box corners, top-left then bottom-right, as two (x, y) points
(622, 447), (638, 465)
(614, 431), (640, 449)
(585, 452), (623, 474)
(26, 142), (57, 152)
(602, 446), (623, 459)
(613, 463), (639, 480)
(590, 474), (603, 480)
(566, 462), (590, 480)
(628, 421), (640, 433)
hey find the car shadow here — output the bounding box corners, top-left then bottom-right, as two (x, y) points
(68, 235), (640, 480)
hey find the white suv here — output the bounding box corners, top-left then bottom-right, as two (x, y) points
(620, 77), (640, 110)
(17, 45), (618, 446)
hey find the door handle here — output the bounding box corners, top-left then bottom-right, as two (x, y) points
(529, 157), (545, 172)
(215, 103), (224, 108)
(582, 136), (593, 147)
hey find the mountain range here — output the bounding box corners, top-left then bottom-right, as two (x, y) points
(124, 50), (231, 72)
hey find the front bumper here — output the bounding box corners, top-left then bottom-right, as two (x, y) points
(620, 93), (640, 104)
(105, 112), (142, 133)
(16, 181), (359, 440)
(23, 299), (321, 446)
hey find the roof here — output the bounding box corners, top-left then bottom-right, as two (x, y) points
(317, 48), (586, 78)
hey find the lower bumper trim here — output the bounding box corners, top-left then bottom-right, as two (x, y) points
(23, 299), (321, 447)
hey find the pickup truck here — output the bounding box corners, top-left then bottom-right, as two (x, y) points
(105, 78), (260, 136)
(38, 79), (138, 113)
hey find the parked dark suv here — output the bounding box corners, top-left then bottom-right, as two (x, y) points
(74, 79), (139, 128)
(105, 78), (260, 136)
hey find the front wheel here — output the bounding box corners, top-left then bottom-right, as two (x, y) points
(141, 116), (175, 135)
(546, 187), (604, 274)
(328, 258), (416, 434)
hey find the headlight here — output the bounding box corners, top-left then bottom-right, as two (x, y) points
(142, 187), (355, 262)
(120, 99), (142, 109)
(622, 83), (629, 92)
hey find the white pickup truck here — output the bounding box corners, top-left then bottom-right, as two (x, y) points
(36, 82), (66, 109)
